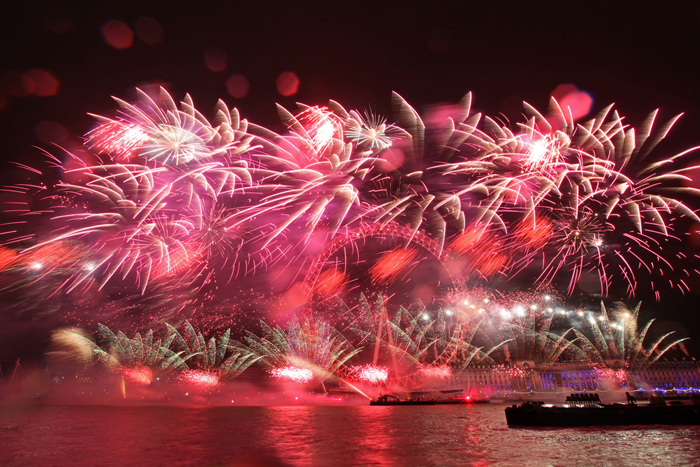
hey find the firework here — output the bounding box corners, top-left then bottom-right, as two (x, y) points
(95, 323), (191, 372)
(571, 302), (688, 368)
(593, 366), (628, 386)
(367, 247), (420, 286)
(344, 110), (404, 150)
(488, 101), (699, 296)
(352, 92), (487, 255)
(177, 369), (220, 387)
(346, 364), (389, 384)
(0, 86), (697, 339)
(270, 365), (314, 383)
(165, 321), (259, 379)
(47, 327), (96, 366)
(122, 367), (153, 385)
(244, 103), (377, 252)
(435, 287), (591, 365)
(57, 322), (259, 383)
(418, 365), (452, 379)
(86, 88), (240, 165)
(5, 88), (261, 302)
(345, 294), (504, 374)
(234, 316), (360, 381)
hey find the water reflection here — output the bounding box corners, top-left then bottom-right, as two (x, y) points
(2, 404), (700, 466)
(261, 407), (315, 465)
(347, 406), (396, 465)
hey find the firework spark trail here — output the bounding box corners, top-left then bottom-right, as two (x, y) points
(6, 88), (271, 297)
(572, 302), (689, 368)
(345, 364), (389, 384)
(165, 321), (260, 379)
(42, 290), (693, 391)
(344, 294), (507, 372)
(460, 98), (700, 296)
(244, 104), (377, 245)
(234, 316), (360, 381)
(436, 287), (592, 365)
(1, 88), (698, 308)
(270, 365), (314, 383)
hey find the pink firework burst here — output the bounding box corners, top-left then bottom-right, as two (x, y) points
(86, 121), (150, 161)
(348, 364), (389, 384)
(270, 365), (314, 383)
(178, 370), (220, 387)
(121, 367), (153, 385)
(419, 365), (452, 379)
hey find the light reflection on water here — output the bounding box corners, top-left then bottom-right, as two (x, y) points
(1, 404), (700, 466)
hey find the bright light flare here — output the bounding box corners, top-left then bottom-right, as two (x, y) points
(346, 110), (402, 149)
(178, 370), (220, 387)
(348, 364), (388, 384)
(122, 367), (153, 385)
(270, 365), (314, 383)
(522, 133), (569, 172)
(295, 106), (343, 155)
(419, 365), (452, 379)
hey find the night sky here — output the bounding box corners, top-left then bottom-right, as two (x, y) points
(2, 1), (700, 362)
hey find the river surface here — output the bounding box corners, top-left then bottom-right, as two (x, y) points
(2, 403), (699, 466)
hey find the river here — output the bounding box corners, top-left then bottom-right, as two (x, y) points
(2, 403), (699, 466)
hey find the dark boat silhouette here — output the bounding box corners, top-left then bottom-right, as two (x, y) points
(370, 394), (436, 406)
(505, 393), (700, 427)
(434, 395), (490, 405)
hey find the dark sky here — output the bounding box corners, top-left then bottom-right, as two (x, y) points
(1, 1), (700, 358)
(3, 1), (700, 159)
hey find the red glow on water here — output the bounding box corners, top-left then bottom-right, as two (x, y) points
(226, 74), (250, 98)
(270, 366), (313, 383)
(178, 370), (220, 387)
(122, 367), (153, 385)
(276, 72), (299, 96)
(102, 20), (134, 49)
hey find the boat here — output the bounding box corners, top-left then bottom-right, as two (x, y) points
(505, 393), (700, 427)
(433, 388), (491, 405)
(370, 395), (436, 406)
(434, 396), (490, 405)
